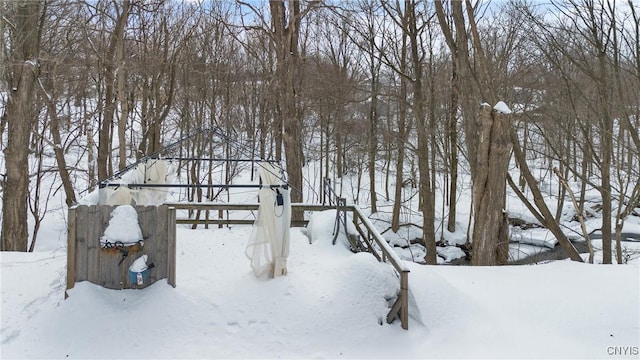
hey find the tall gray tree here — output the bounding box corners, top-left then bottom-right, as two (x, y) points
(1, 1), (44, 251)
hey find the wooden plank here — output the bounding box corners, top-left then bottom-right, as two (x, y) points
(400, 270), (409, 330)
(167, 203), (260, 211)
(386, 293), (403, 325)
(70, 204), (179, 290)
(96, 205), (135, 289)
(74, 205), (89, 282)
(176, 219), (255, 226)
(152, 205), (168, 284)
(167, 207), (177, 287)
(98, 247), (126, 289)
(86, 206), (108, 285)
(120, 242), (144, 289)
(65, 207), (77, 296)
(352, 206), (409, 272)
(133, 205), (158, 289)
(175, 219), (310, 227)
(165, 202), (343, 212)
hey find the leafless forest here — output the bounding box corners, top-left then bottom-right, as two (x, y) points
(1, 1), (639, 265)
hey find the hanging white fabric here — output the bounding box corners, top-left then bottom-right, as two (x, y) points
(98, 159), (174, 206)
(245, 163), (291, 277)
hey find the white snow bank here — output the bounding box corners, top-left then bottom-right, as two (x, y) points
(442, 228), (468, 246)
(393, 245), (427, 263)
(307, 209), (339, 244)
(307, 209), (356, 250)
(511, 227), (558, 248)
(1, 225), (638, 359)
(409, 261), (640, 359)
(436, 246), (466, 262)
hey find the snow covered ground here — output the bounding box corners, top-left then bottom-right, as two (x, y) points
(2, 210), (639, 359)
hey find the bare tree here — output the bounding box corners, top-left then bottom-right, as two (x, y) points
(266, 1), (321, 220)
(96, 0), (130, 181)
(1, 1), (44, 252)
(517, 0), (640, 263)
(435, 1), (512, 265)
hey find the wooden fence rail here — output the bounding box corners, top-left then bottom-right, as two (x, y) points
(351, 206), (410, 330)
(321, 178), (410, 329)
(167, 201), (411, 330)
(165, 202), (336, 227)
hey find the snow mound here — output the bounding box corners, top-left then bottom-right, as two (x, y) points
(100, 205), (143, 246)
(307, 209), (354, 250)
(343, 253), (401, 323)
(436, 246), (466, 262)
(494, 101), (512, 114)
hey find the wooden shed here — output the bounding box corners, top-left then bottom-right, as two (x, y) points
(66, 205), (176, 294)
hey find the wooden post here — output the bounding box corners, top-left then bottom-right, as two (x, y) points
(167, 206), (177, 287)
(65, 206), (77, 298)
(400, 270), (409, 330)
(74, 205), (89, 282)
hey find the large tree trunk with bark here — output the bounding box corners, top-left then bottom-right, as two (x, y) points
(270, 0), (305, 222)
(471, 104), (512, 265)
(1, 1), (42, 251)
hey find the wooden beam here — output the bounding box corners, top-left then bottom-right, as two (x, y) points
(167, 206), (176, 287)
(65, 206), (77, 298)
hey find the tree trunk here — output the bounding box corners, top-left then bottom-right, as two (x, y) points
(446, 60), (459, 233)
(335, 119), (343, 179)
(86, 103), (96, 191)
(406, 0), (437, 264)
(510, 129), (584, 262)
(368, 72), (378, 213)
(116, 36), (129, 170)
(43, 85), (77, 207)
(596, 49), (613, 264)
(1, 1), (42, 252)
(391, 19), (409, 234)
(391, 95), (409, 233)
(471, 105), (513, 265)
(97, 0), (130, 181)
(269, 0), (307, 222)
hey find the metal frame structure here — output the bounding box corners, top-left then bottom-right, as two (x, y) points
(89, 128), (411, 330)
(97, 127), (290, 193)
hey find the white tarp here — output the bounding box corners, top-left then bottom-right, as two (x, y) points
(98, 160), (173, 206)
(245, 163), (291, 277)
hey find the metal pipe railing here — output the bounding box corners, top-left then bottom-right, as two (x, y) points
(165, 199), (411, 330)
